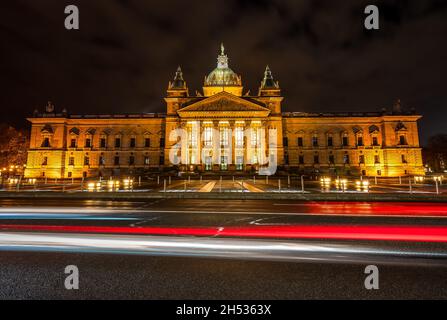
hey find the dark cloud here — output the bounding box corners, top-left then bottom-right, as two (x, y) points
(1, 0), (446, 144)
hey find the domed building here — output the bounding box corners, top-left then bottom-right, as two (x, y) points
(24, 45), (424, 179)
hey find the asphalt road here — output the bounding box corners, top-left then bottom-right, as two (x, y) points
(0, 251), (446, 299)
(0, 199), (446, 300)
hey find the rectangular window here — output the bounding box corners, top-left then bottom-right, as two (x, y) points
(144, 156), (150, 165)
(85, 138), (91, 148)
(115, 138), (121, 148)
(401, 155), (407, 164)
(372, 137), (379, 146)
(235, 127), (244, 147)
(299, 155), (305, 165)
(357, 137), (364, 147)
(42, 157), (48, 166)
(359, 155), (365, 164)
(221, 128), (230, 147)
(130, 138), (136, 148)
(129, 156), (135, 165)
(314, 155), (319, 164)
(69, 157), (75, 166)
(99, 156), (105, 166)
(329, 155), (335, 164)
(236, 155), (244, 170)
(145, 138), (151, 148)
(374, 155), (380, 164)
(312, 137), (319, 147)
(42, 138), (50, 148)
(114, 156), (120, 166)
(327, 137), (333, 147)
(100, 138), (106, 148)
(284, 154), (289, 165)
(204, 127), (213, 147)
(251, 129), (259, 147)
(344, 155), (350, 164)
(84, 157), (90, 166)
(342, 136), (349, 147)
(68, 172), (72, 178)
(399, 135), (407, 145)
(298, 137), (303, 147)
(70, 139), (77, 148)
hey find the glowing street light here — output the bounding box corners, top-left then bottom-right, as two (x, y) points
(320, 177), (331, 191)
(414, 176), (425, 184)
(356, 180), (370, 192)
(335, 179), (348, 192)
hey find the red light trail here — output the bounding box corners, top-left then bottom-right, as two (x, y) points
(1, 224), (447, 243)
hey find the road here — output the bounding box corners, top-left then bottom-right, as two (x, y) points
(0, 199), (446, 299)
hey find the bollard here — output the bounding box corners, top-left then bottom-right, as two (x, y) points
(399, 176), (402, 185)
(138, 176), (141, 186)
(169, 176), (172, 185)
(278, 179), (281, 193)
(157, 176), (160, 185)
(436, 180), (439, 195)
(301, 175), (305, 193)
(188, 176), (191, 183)
(288, 175), (291, 187)
(164, 179), (167, 193)
(375, 176), (378, 185)
(184, 180), (187, 191)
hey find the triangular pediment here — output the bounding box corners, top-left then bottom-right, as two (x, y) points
(178, 92), (271, 118)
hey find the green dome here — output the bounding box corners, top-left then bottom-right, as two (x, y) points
(204, 44), (241, 87)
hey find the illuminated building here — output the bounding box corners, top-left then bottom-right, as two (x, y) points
(25, 45), (424, 178)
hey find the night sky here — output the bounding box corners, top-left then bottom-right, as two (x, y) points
(1, 0), (446, 144)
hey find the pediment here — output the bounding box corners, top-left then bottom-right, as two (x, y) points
(178, 92), (270, 118)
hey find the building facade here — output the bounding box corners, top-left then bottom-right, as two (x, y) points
(25, 45), (424, 179)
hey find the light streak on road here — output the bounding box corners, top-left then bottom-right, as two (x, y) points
(2, 224), (447, 243)
(0, 232), (446, 267)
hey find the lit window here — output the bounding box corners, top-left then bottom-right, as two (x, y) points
(220, 128), (229, 147)
(251, 129), (259, 147)
(235, 127), (244, 147)
(204, 127), (213, 147)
